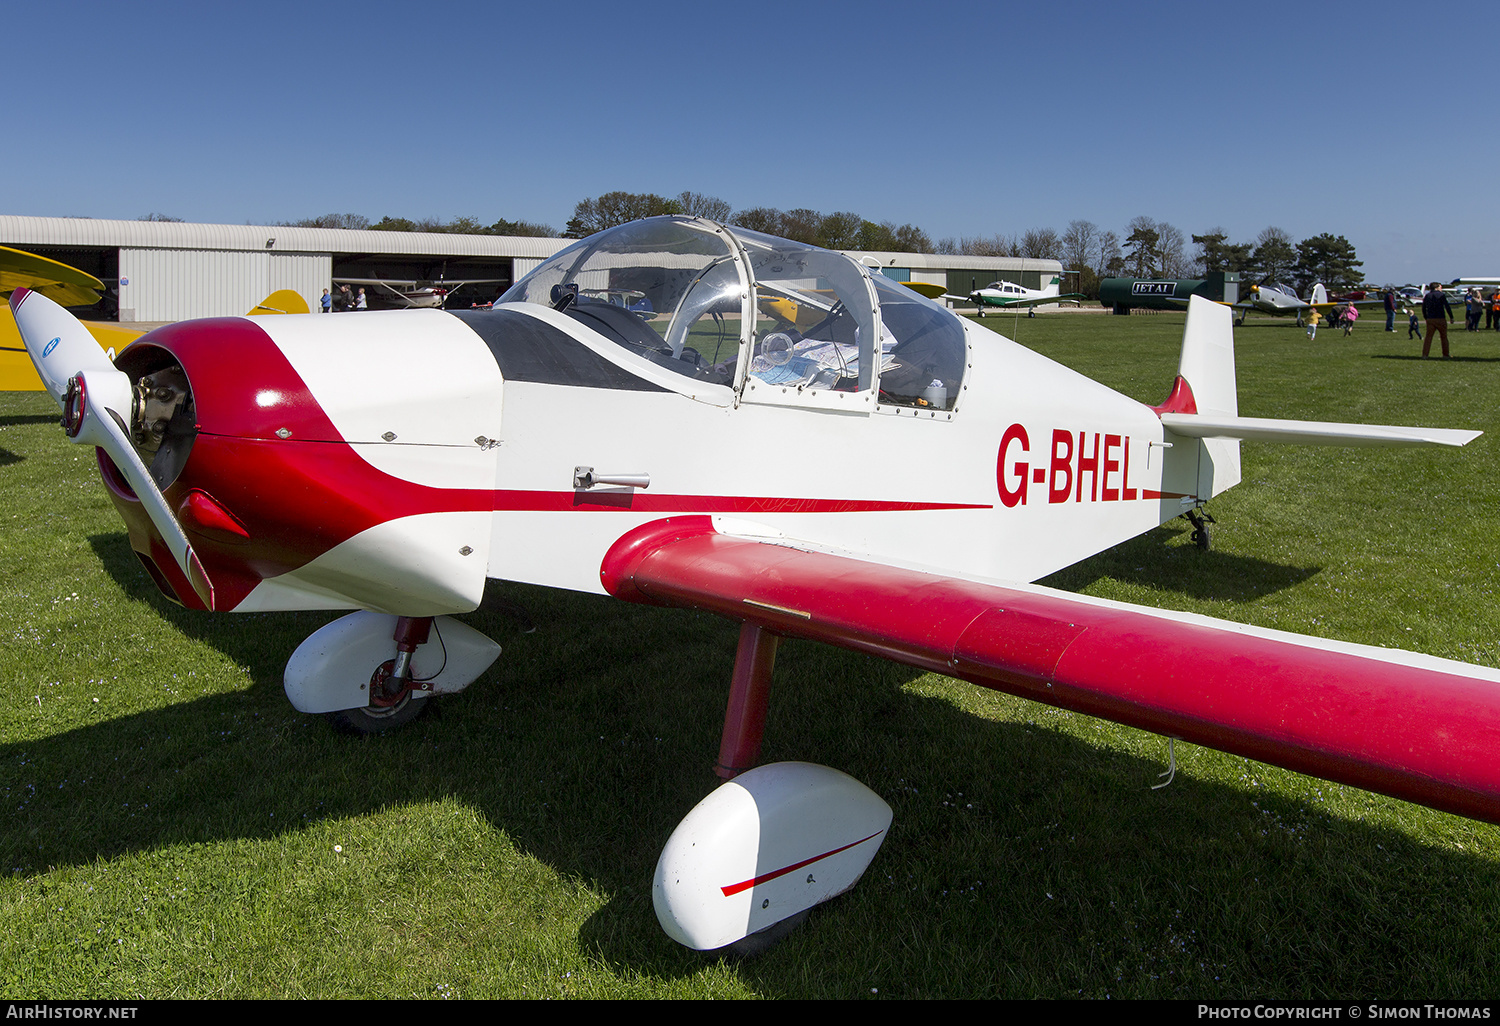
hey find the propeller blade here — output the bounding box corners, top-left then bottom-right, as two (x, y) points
(8, 286), (117, 401)
(9, 288), (215, 609)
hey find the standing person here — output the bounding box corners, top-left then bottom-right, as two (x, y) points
(1466, 290), (1483, 332)
(1306, 306), (1321, 341)
(1490, 290), (1500, 331)
(1384, 287), (1397, 331)
(1421, 282), (1454, 358)
(355, 288), (367, 311)
(320, 288), (331, 314)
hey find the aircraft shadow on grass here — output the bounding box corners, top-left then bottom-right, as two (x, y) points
(1042, 522), (1320, 601)
(0, 531), (1486, 991)
(1, 413), (64, 428)
(0, 414), (65, 466)
(1372, 353), (1500, 363)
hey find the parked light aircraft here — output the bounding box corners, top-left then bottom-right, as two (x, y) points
(948, 274), (1086, 316)
(1232, 281), (1385, 327)
(1234, 281), (1322, 324)
(1, 246), (142, 390)
(1, 248), (308, 390)
(12, 215), (1499, 952)
(333, 277), (506, 310)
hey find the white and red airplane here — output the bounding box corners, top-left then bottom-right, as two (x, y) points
(10, 215), (1499, 953)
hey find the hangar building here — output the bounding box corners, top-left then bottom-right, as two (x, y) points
(0, 215), (568, 322)
(0, 215), (1064, 321)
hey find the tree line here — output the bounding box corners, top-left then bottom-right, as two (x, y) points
(248, 195), (1366, 298)
(561, 191), (935, 254)
(276, 212), (557, 237)
(555, 194), (1365, 296)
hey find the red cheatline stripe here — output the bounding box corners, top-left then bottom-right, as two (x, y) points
(719, 830), (886, 897)
(492, 490), (991, 513)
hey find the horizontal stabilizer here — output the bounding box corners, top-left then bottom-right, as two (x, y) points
(1161, 413), (1480, 448)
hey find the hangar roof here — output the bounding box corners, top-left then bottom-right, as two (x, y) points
(0, 215), (1060, 275)
(0, 215), (569, 259)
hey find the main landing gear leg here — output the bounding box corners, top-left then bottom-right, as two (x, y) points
(715, 622), (779, 780)
(283, 610), (501, 733)
(328, 615), (433, 734)
(652, 621), (892, 953)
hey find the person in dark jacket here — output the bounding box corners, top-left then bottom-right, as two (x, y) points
(1384, 287), (1397, 331)
(1421, 283), (1454, 358)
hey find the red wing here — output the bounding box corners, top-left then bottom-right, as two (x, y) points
(602, 517), (1500, 824)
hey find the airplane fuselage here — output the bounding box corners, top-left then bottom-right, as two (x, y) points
(101, 302), (1201, 616)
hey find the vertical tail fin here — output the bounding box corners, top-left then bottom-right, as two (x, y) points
(1176, 294), (1238, 417)
(1160, 295), (1241, 500)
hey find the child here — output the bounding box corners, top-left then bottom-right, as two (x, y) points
(1306, 307), (1321, 341)
(1407, 308), (1421, 339)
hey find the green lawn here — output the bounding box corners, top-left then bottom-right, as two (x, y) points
(2, 309), (1499, 998)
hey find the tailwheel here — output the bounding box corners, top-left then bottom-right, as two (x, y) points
(325, 658), (430, 735)
(1184, 507), (1216, 551)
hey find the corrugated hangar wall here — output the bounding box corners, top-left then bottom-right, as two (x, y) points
(118, 250), (331, 321)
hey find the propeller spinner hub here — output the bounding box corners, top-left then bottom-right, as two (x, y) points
(61, 374), (87, 438)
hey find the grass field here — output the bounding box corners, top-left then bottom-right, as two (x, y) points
(3, 308), (1500, 999)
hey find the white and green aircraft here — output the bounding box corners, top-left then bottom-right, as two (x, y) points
(938, 274), (1086, 316)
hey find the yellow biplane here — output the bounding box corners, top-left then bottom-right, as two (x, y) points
(1, 246), (308, 390)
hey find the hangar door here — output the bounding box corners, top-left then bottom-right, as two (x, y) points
(117, 249), (332, 322)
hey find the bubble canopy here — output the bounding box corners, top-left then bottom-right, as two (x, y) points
(499, 216), (966, 412)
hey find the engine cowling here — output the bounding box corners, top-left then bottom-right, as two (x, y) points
(102, 311), (502, 614)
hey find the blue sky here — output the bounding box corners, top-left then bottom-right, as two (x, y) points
(4, 0), (1492, 283)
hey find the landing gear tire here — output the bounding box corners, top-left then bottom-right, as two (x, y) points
(325, 658), (430, 735)
(325, 697), (427, 735)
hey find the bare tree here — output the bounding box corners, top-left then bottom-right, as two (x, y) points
(1019, 227), (1062, 260)
(1096, 230), (1123, 278)
(730, 207), (785, 235)
(957, 234), (1013, 257)
(892, 223), (933, 254)
(676, 191), (732, 222)
(779, 208), (823, 245)
(1062, 220), (1100, 273)
(282, 213), (371, 230)
(1157, 222), (1188, 277)
(1062, 220), (1102, 297)
(1020, 228), (1068, 261)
